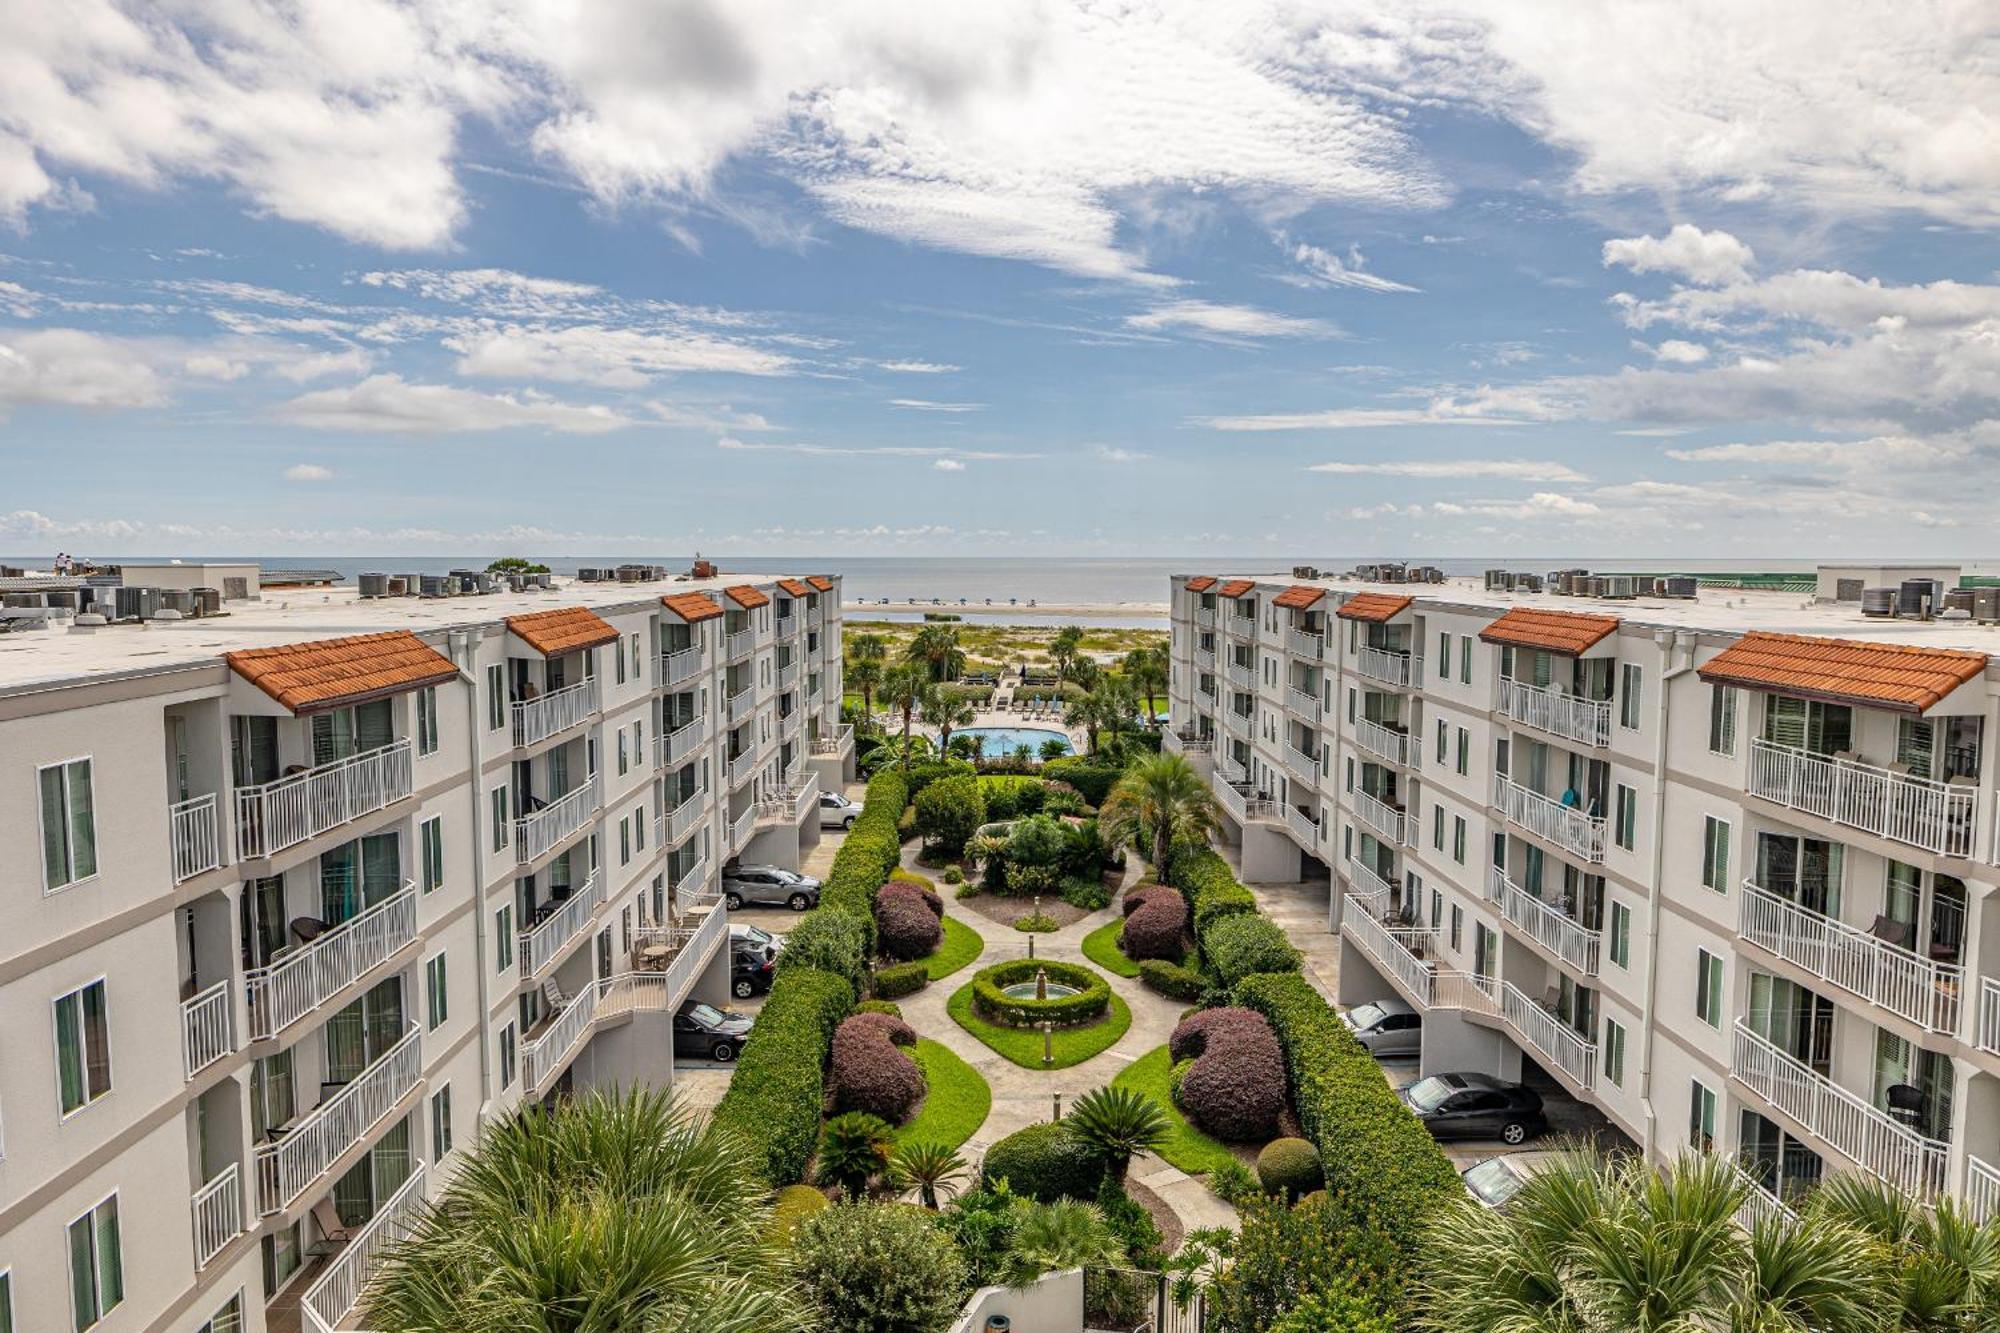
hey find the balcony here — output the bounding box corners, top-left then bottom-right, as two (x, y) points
(235, 740), (414, 860)
(780, 709), (803, 745)
(1216, 750), (1247, 785)
(191, 1163), (244, 1271)
(1969, 1155), (1999, 1226)
(1729, 1160), (1797, 1232)
(1738, 882), (1961, 1033)
(1211, 774), (1279, 826)
(1286, 686), (1321, 722)
(657, 716), (706, 768)
(1194, 646), (1215, 672)
(300, 1163), (427, 1333)
(1353, 718), (1409, 766)
(1731, 1020), (1946, 1198)
(1163, 730), (1212, 757)
(1484, 863), (1507, 904)
(1433, 969), (1501, 1017)
(1498, 677), (1612, 748)
(731, 803), (757, 853)
(1194, 607), (1216, 630)
(725, 628), (757, 662)
(1287, 628), (1322, 660)
(523, 976), (600, 1096)
(1221, 707), (1251, 739)
(674, 855), (713, 903)
(1494, 774), (1606, 863)
(1354, 791), (1406, 843)
(1982, 976), (1999, 1055)
(777, 660), (799, 691)
(776, 611), (798, 639)
(1283, 741), (1319, 783)
(1226, 661), (1255, 689)
(807, 605), (825, 631)
(183, 980), (234, 1079)
(1283, 804), (1320, 848)
(812, 722), (855, 756)
(727, 685), (757, 724)
(246, 882), (419, 1041)
(661, 645), (706, 688)
(1346, 858), (1397, 920)
(1355, 645), (1414, 689)
(1500, 982), (1597, 1089)
(514, 774), (601, 864)
(759, 774), (821, 825)
(518, 871), (605, 979)
(665, 793), (706, 844)
(729, 747), (762, 788)
(1225, 614), (1257, 641)
(1342, 895), (1436, 1006)
(254, 1026), (422, 1213)
(511, 677), (600, 749)
(1196, 679), (1217, 704)
(1497, 873), (1600, 974)
(1748, 738), (1976, 859)
(171, 793), (222, 881)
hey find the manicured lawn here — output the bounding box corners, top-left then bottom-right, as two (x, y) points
(946, 981), (1132, 1070)
(896, 1039), (991, 1150)
(926, 914), (985, 981)
(1081, 918), (1141, 977)
(1111, 1044), (1238, 1175)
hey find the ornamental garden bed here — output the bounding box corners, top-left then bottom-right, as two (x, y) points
(968, 959), (1110, 1028)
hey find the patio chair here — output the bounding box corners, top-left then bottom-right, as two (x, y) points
(1869, 916), (1914, 950)
(542, 976), (571, 1015)
(308, 1200), (355, 1255)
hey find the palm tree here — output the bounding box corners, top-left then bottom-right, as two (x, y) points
(1808, 1173), (2000, 1328)
(880, 663), (934, 776)
(816, 1112), (896, 1201)
(1004, 1199), (1128, 1286)
(1067, 1086), (1170, 1186)
(1065, 680), (1133, 756)
(847, 657), (883, 730)
(906, 624), (967, 683)
(1050, 625), (1085, 685)
(923, 688), (977, 762)
(1123, 643), (1169, 725)
(1100, 752), (1219, 872)
(890, 1141), (968, 1210)
(363, 1089), (803, 1331)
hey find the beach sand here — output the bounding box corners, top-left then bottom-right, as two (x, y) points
(843, 599), (1169, 618)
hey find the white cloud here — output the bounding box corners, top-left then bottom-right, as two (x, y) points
(932, 458), (966, 472)
(878, 360), (959, 374)
(716, 437), (1035, 461)
(0, 329), (167, 413)
(648, 402), (781, 431)
(1651, 339), (1710, 364)
(888, 398), (985, 413)
(1276, 235), (1419, 293)
(1307, 458), (1587, 482)
(277, 375), (630, 435)
(1602, 225), (1755, 286)
(1094, 446), (1149, 463)
(284, 463), (334, 482)
(1663, 434), (1966, 469)
(447, 325), (792, 386)
(1200, 384), (1570, 431)
(1125, 300), (1338, 339)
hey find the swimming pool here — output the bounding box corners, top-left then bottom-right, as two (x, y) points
(952, 726), (1073, 758)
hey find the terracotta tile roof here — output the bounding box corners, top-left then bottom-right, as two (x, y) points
(505, 606), (619, 658)
(778, 578), (812, 598)
(806, 575), (834, 593)
(1217, 579), (1256, 599)
(725, 584), (771, 609)
(1185, 576), (1217, 592)
(228, 631), (458, 716)
(1479, 607), (1620, 656)
(1274, 584), (1326, 610)
(1335, 593), (1414, 623)
(1698, 631), (1988, 715)
(662, 592), (723, 623)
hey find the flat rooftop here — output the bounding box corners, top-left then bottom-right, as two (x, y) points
(1194, 572), (2000, 657)
(0, 572), (832, 696)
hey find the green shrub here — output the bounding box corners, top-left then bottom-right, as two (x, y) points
(1013, 913), (1058, 932)
(1207, 1157), (1260, 1206)
(711, 966), (854, 1183)
(1139, 959), (1208, 1002)
(906, 758), (975, 797)
(1059, 818), (1111, 879)
(1062, 875), (1112, 910)
(779, 910), (870, 994)
(1165, 847), (1259, 935)
(954, 879), (983, 900)
(1004, 814), (1068, 871)
(1041, 755), (1123, 805)
(872, 961), (930, 999)
(855, 999), (903, 1019)
(1257, 1137), (1325, 1202)
(1167, 1056), (1195, 1106)
(768, 1183), (832, 1244)
(1270, 1282), (1396, 1333)
(896, 804), (917, 841)
(914, 773), (987, 859)
(969, 959), (1110, 1027)
(1205, 1193), (1406, 1333)
(942, 865), (965, 885)
(1203, 912), (1302, 988)
(794, 1203), (969, 1333)
(979, 1121), (1105, 1202)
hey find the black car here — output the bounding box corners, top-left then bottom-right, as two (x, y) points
(1400, 1072), (1548, 1145)
(731, 946), (777, 998)
(674, 1001), (753, 1062)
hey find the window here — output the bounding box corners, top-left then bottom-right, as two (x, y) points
(486, 664), (506, 731)
(1708, 684), (1737, 755)
(491, 785), (510, 852)
(1604, 1020), (1627, 1087)
(420, 816), (445, 894)
(499, 1023), (517, 1089)
(39, 758), (98, 891)
(632, 721), (644, 769)
(1702, 816), (1731, 891)
(1619, 664), (1642, 730)
(431, 1085), (453, 1163)
(1436, 719), (1448, 764)
(1432, 805), (1444, 851)
(416, 686), (439, 756)
(1449, 905), (1463, 951)
(630, 634), (641, 681)
(1430, 889), (1442, 928)
(615, 641), (627, 684)
(621, 906), (632, 955)
(619, 816), (631, 866)
(0, 1269), (10, 1333)
(1345, 758), (1354, 793)
(1438, 632), (1451, 679)
(1614, 784), (1637, 850)
(635, 805), (646, 851)
(1696, 949), (1725, 1027)
(55, 980), (111, 1115)
(196, 1292), (241, 1333)
(617, 729), (628, 776)
(425, 953), (448, 1030)
(1347, 688), (1356, 723)
(68, 1193), (123, 1330)
(1456, 727), (1469, 776)
(1609, 902), (1631, 968)
(1452, 815), (1467, 863)
(495, 907), (513, 973)
(262, 1222), (301, 1299)
(1689, 1080), (1717, 1151)
(1460, 636), (1472, 683)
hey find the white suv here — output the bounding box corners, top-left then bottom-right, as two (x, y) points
(819, 791), (860, 830)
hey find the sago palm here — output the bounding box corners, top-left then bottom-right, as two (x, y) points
(361, 1088), (803, 1333)
(815, 1112), (895, 1201)
(1067, 1086), (1171, 1185)
(889, 1140), (968, 1210)
(1808, 1172), (2000, 1329)
(1100, 752), (1220, 873)
(1004, 1199), (1128, 1285)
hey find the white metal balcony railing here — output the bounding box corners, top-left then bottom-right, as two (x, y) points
(1221, 707), (1251, 738)
(1738, 881), (1961, 1033)
(725, 628), (757, 661)
(1226, 613), (1256, 641)
(235, 740), (415, 860)
(1499, 677), (1613, 749)
(1163, 730), (1213, 756)
(658, 716), (706, 769)
(1284, 741), (1319, 783)
(301, 1163), (428, 1333)
(765, 774), (821, 824)
(807, 605), (825, 631)
(182, 980), (234, 1080)
(729, 747), (762, 788)
(1287, 628), (1322, 660)
(1500, 981), (1597, 1089)
(1494, 774), (1607, 863)
(1194, 607), (1216, 630)
(727, 685), (757, 723)
(510, 677), (600, 749)
(1195, 678), (1218, 704)
(776, 611), (797, 639)
(1343, 895), (1436, 1005)
(813, 722), (854, 755)
(513, 774), (601, 865)
(1193, 646), (1215, 672)
(665, 792), (706, 844)
(1982, 976), (2000, 1055)
(1484, 862), (1508, 904)
(1354, 718), (1409, 766)
(777, 660), (798, 691)
(1355, 645), (1413, 688)
(1214, 749), (1247, 785)
(1286, 685), (1322, 722)
(191, 1162), (243, 1271)
(1968, 1155), (2000, 1227)
(1499, 873), (1601, 974)
(661, 645), (705, 688)
(1433, 969), (1501, 1017)
(246, 882), (420, 1041)
(524, 976), (600, 1096)
(1279, 803), (1315, 848)
(1731, 1020), (1947, 1198)
(731, 803), (757, 853)
(1748, 738), (1977, 859)
(674, 855), (713, 904)
(171, 793), (222, 881)
(1355, 790), (1406, 843)
(1226, 661), (1255, 689)
(1346, 858), (1397, 919)
(255, 1026), (422, 1213)
(518, 871), (605, 979)
(1730, 1160), (1797, 1232)
(780, 709), (803, 744)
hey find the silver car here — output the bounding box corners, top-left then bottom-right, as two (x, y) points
(819, 791), (861, 830)
(1461, 1151), (1562, 1208)
(722, 865), (821, 911)
(1339, 998), (1422, 1057)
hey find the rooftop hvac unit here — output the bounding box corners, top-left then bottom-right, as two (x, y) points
(1943, 588), (1976, 615)
(1485, 569), (1511, 591)
(419, 575), (447, 598)
(1517, 574), (1545, 593)
(46, 590), (79, 610)
(1898, 579), (1943, 617)
(115, 586), (160, 620)
(1291, 565), (1321, 580)
(2, 592), (34, 608)
(1861, 587), (1898, 618)
(1975, 588), (2000, 623)
(385, 577), (407, 596)
(159, 589), (195, 616)
(192, 587), (221, 617)
(1660, 576), (1698, 599)
(617, 566), (643, 583)
(576, 567), (603, 582)
(532, 573), (552, 589)
(358, 573), (389, 598)
(1602, 575), (1638, 599)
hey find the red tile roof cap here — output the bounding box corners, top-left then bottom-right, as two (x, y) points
(1217, 579), (1256, 598)
(1185, 576), (1217, 592)
(1335, 593), (1414, 623)
(1274, 584), (1326, 610)
(227, 631), (457, 715)
(725, 584), (771, 609)
(662, 592), (723, 623)
(1478, 607), (1620, 656)
(806, 575), (834, 592)
(505, 606), (619, 658)
(1697, 631), (1987, 715)
(778, 578), (812, 598)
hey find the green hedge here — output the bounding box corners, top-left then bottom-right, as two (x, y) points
(1202, 912), (1302, 989)
(1164, 847), (1259, 937)
(1139, 958), (1208, 1002)
(819, 770), (910, 951)
(979, 1120), (1105, 1202)
(871, 961), (929, 998)
(969, 959), (1110, 1027)
(710, 967), (854, 1183)
(1040, 755), (1124, 805)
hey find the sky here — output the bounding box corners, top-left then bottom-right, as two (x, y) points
(1, 0), (1997, 559)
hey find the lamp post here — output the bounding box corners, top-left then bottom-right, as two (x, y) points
(1042, 1020), (1053, 1068)
(1052, 1090), (1062, 1122)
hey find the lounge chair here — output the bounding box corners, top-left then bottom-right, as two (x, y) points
(542, 977), (571, 1014)
(309, 1199), (356, 1255)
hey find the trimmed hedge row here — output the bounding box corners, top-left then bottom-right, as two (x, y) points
(821, 770), (912, 950)
(1039, 755), (1123, 805)
(1140, 959), (1208, 1001)
(969, 959), (1110, 1028)
(1164, 846), (1259, 935)
(1204, 911), (1302, 988)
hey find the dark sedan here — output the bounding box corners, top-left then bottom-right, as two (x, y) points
(731, 946), (777, 998)
(674, 1001), (753, 1062)
(1400, 1072), (1548, 1145)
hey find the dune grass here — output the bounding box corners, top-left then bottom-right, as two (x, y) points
(926, 914), (986, 981)
(946, 983), (1132, 1070)
(1110, 1044), (1239, 1175)
(1080, 918), (1141, 977)
(895, 1039), (992, 1150)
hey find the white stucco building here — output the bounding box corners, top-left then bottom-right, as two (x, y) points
(1168, 569), (1999, 1227)
(0, 567), (849, 1333)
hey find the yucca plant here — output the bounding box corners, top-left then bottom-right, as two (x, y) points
(1809, 1173), (2000, 1330)
(1067, 1085), (1171, 1185)
(890, 1140), (968, 1209)
(815, 1112), (895, 1201)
